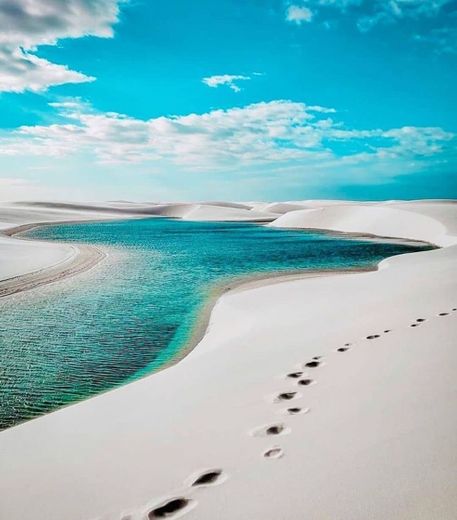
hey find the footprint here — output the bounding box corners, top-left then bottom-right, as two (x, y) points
(416, 318), (426, 322)
(312, 356), (322, 360)
(337, 347), (349, 352)
(148, 498), (193, 519)
(286, 371), (303, 379)
(266, 424), (286, 435)
(304, 361), (320, 368)
(384, 330), (391, 333)
(286, 406), (309, 415)
(191, 469), (224, 487)
(344, 343), (351, 346)
(452, 308), (456, 312)
(410, 323), (419, 327)
(366, 334), (380, 340)
(438, 312), (449, 316)
(253, 423), (290, 437)
(263, 446), (284, 459)
(297, 378), (313, 386)
(275, 391), (299, 402)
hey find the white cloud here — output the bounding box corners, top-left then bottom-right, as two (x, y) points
(0, 47), (94, 93)
(290, 0), (455, 39)
(414, 27), (457, 54)
(286, 5), (314, 24)
(202, 74), (251, 92)
(315, 0), (451, 20)
(0, 0), (123, 93)
(0, 99), (453, 173)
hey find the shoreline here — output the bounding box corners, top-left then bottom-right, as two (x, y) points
(0, 243), (106, 298)
(160, 264), (378, 374)
(272, 225), (437, 248)
(0, 220), (110, 298)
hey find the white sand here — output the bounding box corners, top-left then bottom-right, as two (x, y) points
(268, 201), (454, 246)
(0, 234), (76, 280)
(0, 203), (127, 282)
(0, 200), (456, 520)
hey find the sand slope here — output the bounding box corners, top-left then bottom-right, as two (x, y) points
(0, 200), (456, 520)
(269, 202), (451, 246)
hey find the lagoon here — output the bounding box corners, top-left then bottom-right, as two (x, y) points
(0, 218), (431, 429)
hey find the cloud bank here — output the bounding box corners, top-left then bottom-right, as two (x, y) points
(285, 0), (456, 51)
(0, 99), (452, 176)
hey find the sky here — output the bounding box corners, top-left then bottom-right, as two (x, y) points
(0, 0), (456, 202)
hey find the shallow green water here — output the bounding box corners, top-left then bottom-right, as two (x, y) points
(0, 218), (431, 429)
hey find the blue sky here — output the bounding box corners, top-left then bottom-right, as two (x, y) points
(0, 0), (456, 201)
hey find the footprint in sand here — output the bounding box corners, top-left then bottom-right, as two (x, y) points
(275, 391), (300, 402)
(438, 312), (449, 316)
(416, 318), (426, 322)
(285, 406), (309, 415)
(337, 346), (350, 352)
(148, 497), (194, 519)
(297, 378), (314, 386)
(304, 360), (321, 368)
(265, 424), (287, 435)
(263, 446), (284, 459)
(366, 334), (380, 340)
(384, 330), (391, 333)
(253, 423), (291, 437)
(286, 371), (303, 379)
(191, 469), (224, 487)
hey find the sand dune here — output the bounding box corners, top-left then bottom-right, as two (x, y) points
(269, 202), (451, 245)
(179, 204), (277, 221)
(0, 200), (456, 520)
(0, 202), (128, 231)
(139, 202), (276, 220)
(260, 202), (308, 214)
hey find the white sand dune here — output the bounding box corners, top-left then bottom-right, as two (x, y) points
(269, 201), (453, 246)
(0, 200), (456, 520)
(0, 201), (273, 230)
(260, 202), (308, 214)
(179, 204), (277, 221)
(141, 202), (276, 220)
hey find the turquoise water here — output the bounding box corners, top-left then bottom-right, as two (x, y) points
(0, 218), (431, 429)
